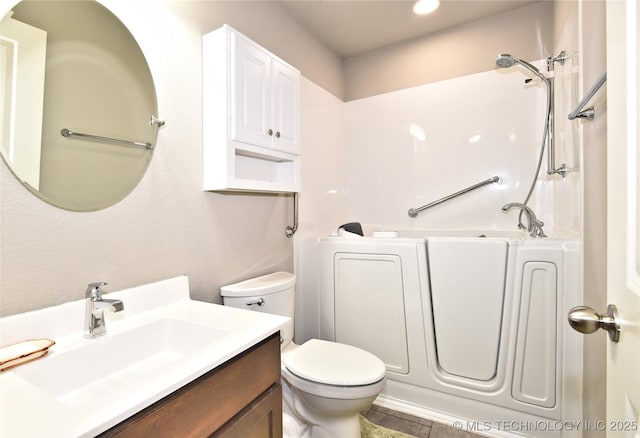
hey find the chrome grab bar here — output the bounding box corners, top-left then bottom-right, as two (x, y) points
(61, 128), (154, 150)
(408, 176), (500, 218)
(568, 71), (607, 120)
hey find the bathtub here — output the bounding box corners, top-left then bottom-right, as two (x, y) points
(297, 230), (582, 438)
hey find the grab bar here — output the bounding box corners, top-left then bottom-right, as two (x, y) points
(61, 128), (154, 150)
(568, 71), (607, 120)
(408, 176), (500, 218)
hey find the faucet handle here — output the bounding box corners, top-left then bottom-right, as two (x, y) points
(531, 219), (547, 238)
(86, 281), (107, 299)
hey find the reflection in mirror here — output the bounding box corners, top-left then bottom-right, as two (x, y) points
(0, 1), (159, 211)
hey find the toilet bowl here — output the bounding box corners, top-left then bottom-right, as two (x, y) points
(220, 272), (386, 438)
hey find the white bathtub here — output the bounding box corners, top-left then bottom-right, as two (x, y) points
(298, 231), (582, 438)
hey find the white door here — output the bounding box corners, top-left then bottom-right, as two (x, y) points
(606, 1), (640, 436)
(0, 14), (46, 190)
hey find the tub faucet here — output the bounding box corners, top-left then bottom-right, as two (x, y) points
(84, 282), (124, 338)
(501, 202), (547, 238)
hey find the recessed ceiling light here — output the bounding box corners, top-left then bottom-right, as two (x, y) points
(413, 0), (440, 15)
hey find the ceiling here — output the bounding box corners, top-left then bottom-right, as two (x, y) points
(277, 0), (541, 59)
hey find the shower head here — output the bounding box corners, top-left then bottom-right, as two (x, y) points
(495, 53), (548, 83)
(496, 54), (517, 68)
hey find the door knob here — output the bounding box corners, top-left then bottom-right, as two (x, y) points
(568, 304), (620, 342)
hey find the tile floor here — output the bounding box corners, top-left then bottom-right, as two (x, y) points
(362, 405), (486, 438)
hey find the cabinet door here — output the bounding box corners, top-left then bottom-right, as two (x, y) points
(231, 34), (271, 148)
(212, 385), (283, 438)
(271, 59), (300, 154)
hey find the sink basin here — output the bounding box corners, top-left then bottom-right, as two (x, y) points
(14, 318), (228, 407)
(0, 275), (289, 437)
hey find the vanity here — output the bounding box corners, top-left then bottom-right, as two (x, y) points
(0, 276), (289, 437)
(100, 332), (282, 437)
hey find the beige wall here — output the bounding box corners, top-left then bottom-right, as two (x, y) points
(0, 0), (343, 316)
(168, 0), (345, 100)
(572, 0), (608, 432)
(344, 1), (554, 101)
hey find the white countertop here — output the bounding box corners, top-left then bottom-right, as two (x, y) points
(0, 276), (289, 438)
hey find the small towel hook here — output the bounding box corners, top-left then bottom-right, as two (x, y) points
(149, 115), (165, 127)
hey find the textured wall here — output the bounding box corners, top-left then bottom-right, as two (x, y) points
(0, 0), (343, 316)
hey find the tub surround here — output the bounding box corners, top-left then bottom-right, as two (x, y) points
(0, 276), (289, 437)
(343, 62), (563, 233)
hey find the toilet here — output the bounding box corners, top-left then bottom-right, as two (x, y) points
(220, 271), (386, 438)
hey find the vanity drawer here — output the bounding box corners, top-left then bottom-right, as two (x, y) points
(100, 331), (281, 438)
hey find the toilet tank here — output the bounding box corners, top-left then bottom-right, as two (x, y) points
(220, 271), (295, 346)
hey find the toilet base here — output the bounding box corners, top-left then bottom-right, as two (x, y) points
(283, 409), (310, 438)
(307, 416), (361, 438)
(282, 378), (368, 438)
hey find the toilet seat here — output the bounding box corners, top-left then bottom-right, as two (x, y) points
(283, 339), (386, 386)
(281, 366), (386, 401)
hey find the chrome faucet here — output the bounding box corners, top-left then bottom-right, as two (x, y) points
(501, 202), (547, 238)
(84, 282), (124, 338)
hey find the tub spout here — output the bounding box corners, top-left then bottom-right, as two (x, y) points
(501, 202), (547, 238)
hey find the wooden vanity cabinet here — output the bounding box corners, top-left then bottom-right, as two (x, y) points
(99, 332), (282, 438)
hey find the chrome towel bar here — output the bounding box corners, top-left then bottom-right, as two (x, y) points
(60, 128), (154, 150)
(568, 71), (607, 120)
(408, 176), (500, 218)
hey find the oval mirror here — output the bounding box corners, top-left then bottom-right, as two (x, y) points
(0, 0), (159, 211)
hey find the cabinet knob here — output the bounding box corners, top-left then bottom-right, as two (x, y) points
(267, 129), (273, 136)
(275, 131), (281, 138)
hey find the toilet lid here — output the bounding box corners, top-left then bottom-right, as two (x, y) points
(282, 339), (386, 386)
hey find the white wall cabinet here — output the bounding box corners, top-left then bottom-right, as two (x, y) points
(203, 25), (301, 193)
